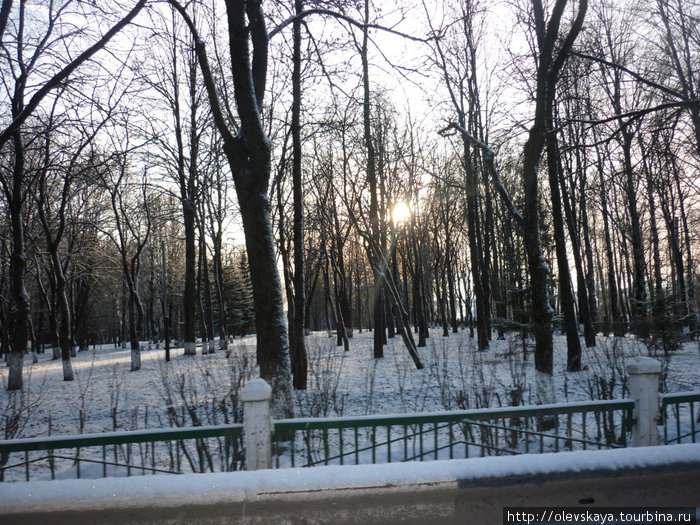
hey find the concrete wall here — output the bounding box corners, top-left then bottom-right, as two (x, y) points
(2, 444), (699, 524)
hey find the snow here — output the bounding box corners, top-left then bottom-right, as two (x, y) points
(5, 423), (242, 448)
(240, 377), (272, 401)
(1, 329), (698, 480)
(1, 443), (698, 513)
(661, 390), (700, 399)
(627, 356), (662, 374)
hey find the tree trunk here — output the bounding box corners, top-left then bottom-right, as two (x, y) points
(523, 126), (555, 404)
(488, 190), (507, 340)
(579, 177), (598, 344)
(183, 200), (197, 355)
(290, 0), (307, 389)
(7, 132), (28, 390)
(212, 231), (228, 351)
(238, 187), (295, 419)
(52, 252), (75, 381)
(463, 142), (489, 350)
(40, 277), (61, 361)
(197, 234), (208, 353)
(622, 131), (648, 337)
(129, 287), (141, 371)
(162, 241), (171, 362)
(121, 281), (128, 349)
(595, 138), (624, 337)
(672, 156), (696, 330)
(200, 225), (216, 354)
(171, 0), (295, 419)
(446, 242), (458, 335)
(374, 247), (423, 369)
(640, 138), (664, 311)
(359, 0), (384, 359)
(7, 72), (28, 390)
(438, 264), (449, 337)
(559, 139), (596, 349)
(545, 124), (581, 372)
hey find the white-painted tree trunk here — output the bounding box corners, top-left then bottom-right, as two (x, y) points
(184, 342), (196, 356)
(62, 358), (74, 381)
(130, 348), (141, 371)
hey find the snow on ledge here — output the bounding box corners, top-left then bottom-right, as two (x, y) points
(1, 444), (698, 514)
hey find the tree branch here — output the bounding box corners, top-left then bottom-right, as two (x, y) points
(567, 99), (700, 127)
(439, 122), (525, 226)
(269, 8), (431, 43)
(570, 50), (686, 101)
(167, 0), (240, 161)
(0, 0), (147, 151)
(551, 0), (588, 77)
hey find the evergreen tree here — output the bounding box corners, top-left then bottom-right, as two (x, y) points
(225, 250), (254, 337)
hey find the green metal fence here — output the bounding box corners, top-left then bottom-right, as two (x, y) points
(272, 400), (635, 468)
(3, 391), (699, 482)
(661, 391), (700, 445)
(0, 424), (244, 482)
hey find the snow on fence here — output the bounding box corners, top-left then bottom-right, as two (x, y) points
(269, 356), (696, 468)
(271, 399), (635, 468)
(1, 357), (698, 481)
(0, 425), (244, 482)
(662, 391), (700, 445)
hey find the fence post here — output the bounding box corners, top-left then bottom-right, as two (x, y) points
(627, 356), (661, 447)
(241, 378), (272, 470)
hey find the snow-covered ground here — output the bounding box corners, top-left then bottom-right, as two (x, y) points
(1, 329), (698, 480)
(1, 329), (698, 439)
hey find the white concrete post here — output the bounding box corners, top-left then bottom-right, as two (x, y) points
(241, 378), (273, 470)
(627, 356), (661, 447)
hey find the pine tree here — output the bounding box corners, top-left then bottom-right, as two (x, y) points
(225, 250), (254, 337)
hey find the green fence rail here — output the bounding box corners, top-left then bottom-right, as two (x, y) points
(3, 391), (699, 482)
(661, 391), (700, 445)
(0, 424), (244, 482)
(272, 400), (635, 468)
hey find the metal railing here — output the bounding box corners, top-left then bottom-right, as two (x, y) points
(0, 424), (244, 482)
(272, 400), (635, 468)
(661, 391), (700, 445)
(3, 390), (699, 482)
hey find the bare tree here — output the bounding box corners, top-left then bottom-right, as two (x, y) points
(0, 0), (146, 389)
(141, 9), (207, 356)
(99, 140), (152, 371)
(203, 138), (231, 352)
(169, 0), (294, 418)
(442, 0), (587, 403)
(426, 0), (491, 351)
(289, 0), (308, 388)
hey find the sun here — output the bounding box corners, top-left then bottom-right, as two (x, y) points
(391, 201), (412, 225)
